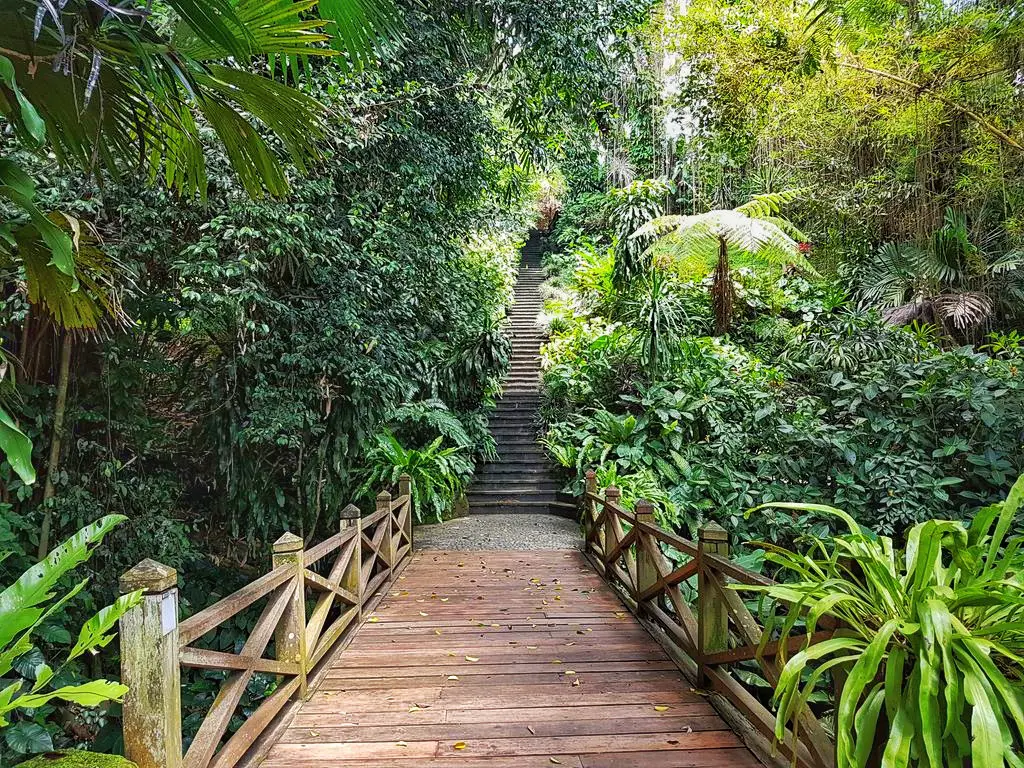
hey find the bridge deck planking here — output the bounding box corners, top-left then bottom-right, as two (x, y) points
(262, 549), (761, 767)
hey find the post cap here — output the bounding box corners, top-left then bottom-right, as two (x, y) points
(398, 473), (412, 483)
(273, 532), (304, 554)
(376, 490), (392, 503)
(605, 485), (621, 499)
(120, 559), (177, 594)
(699, 522), (729, 542)
(634, 499), (654, 518)
(339, 503), (361, 520)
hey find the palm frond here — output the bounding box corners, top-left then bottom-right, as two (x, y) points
(735, 189), (806, 219)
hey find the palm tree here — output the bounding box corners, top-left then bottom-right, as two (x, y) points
(634, 191), (817, 335)
(859, 209), (1024, 338)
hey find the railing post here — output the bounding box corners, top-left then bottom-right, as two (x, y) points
(339, 503), (363, 615)
(602, 486), (620, 561)
(272, 532), (307, 699)
(119, 559), (183, 768)
(583, 470), (597, 544)
(377, 490), (395, 573)
(399, 473), (413, 554)
(697, 522), (729, 686)
(634, 500), (657, 613)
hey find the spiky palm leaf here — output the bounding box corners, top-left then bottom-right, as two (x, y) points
(0, 0), (398, 200)
(861, 210), (1024, 334)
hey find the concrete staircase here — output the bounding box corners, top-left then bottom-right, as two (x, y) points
(467, 233), (573, 517)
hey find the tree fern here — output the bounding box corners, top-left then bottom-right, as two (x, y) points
(634, 191), (816, 334)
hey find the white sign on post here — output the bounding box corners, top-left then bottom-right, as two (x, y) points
(160, 591), (177, 636)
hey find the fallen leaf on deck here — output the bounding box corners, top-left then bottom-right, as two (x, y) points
(453, 741), (467, 750)
(368, 617), (380, 623)
(549, 758), (562, 764)
(396, 741), (408, 747)
(465, 656), (479, 662)
(419, 611), (429, 616)
(448, 675), (459, 680)
(654, 705), (671, 712)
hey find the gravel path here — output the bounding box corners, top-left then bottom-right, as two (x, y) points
(415, 514), (581, 550)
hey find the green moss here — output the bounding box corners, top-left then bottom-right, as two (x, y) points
(19, 752), (136, 768)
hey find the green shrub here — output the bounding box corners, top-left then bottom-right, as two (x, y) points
(748, 475), (1024, 767)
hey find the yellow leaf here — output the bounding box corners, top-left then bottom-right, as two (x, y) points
(550, 758), (562, 764)
(551, 659), (562, 664)
(395, 741), (408, 747)
(465, 656), (479, 662)
(448, 675), (459, 681)
(434, 629), (443, 635)
(654, 705), (671, 712)
(419, 611), (429, 616)
(565, 670), (576, 675)
(368, 617), (380, 623)
(453, 741), (468, 750)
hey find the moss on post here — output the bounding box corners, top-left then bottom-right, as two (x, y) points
(339, 504), (363, 616)
(399, 473), (413, 552)
(118, 559), (182, 768)
(634, 500), (657, 612)
(377, 490), (394, 569)
(698, 522), (729, 686)
(272, 532), (307, 698)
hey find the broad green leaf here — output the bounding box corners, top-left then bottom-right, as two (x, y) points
(0, 405), (35, 485)
(4, 721), (53, 755)
(68, 592), (143, 662)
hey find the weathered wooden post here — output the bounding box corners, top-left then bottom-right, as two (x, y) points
(272, 532), (307, 698)
(602, 486), (621, 563)
(634, 500), (657, 614)
(377, 489), (394, 573)
(583, 470), (597, 546)
(399, 473), (413, 555)
(119, 559), (183, 768)
(339, 503), (363, 615)
(697, 522), (729, 686)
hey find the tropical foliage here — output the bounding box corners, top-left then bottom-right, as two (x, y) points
(1, 517), (139, 756)
(749, 476), (1024, 767)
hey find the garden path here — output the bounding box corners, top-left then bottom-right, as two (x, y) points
(467, 233), (571, 516)
(260, 548), (760, 767)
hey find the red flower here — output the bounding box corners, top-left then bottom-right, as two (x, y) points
(798, 242), (812, 254)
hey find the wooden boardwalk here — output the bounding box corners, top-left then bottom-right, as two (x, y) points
(262, 549), (761, 767)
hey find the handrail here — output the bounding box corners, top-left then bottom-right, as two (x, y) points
(579, 470), (836, 768)
(118, 475), (415, 768)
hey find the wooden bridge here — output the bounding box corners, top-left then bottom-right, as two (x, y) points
(118, 474), (836, 768)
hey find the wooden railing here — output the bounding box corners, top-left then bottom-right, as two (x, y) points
(118, 477), (414, 768)
(581, 470), (836, 768)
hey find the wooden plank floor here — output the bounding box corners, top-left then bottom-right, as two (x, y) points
(262, 549), (761, 768)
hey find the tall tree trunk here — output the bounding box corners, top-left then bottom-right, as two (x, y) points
(712, 236), (732, 335)
(38, 332), (73, 559)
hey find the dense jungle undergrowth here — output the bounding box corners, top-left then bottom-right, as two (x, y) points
(1, 0), (1023, 763)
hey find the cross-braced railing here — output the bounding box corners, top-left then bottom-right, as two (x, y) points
(118, 476), (414, 768)
(581, 470), (837, 768)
